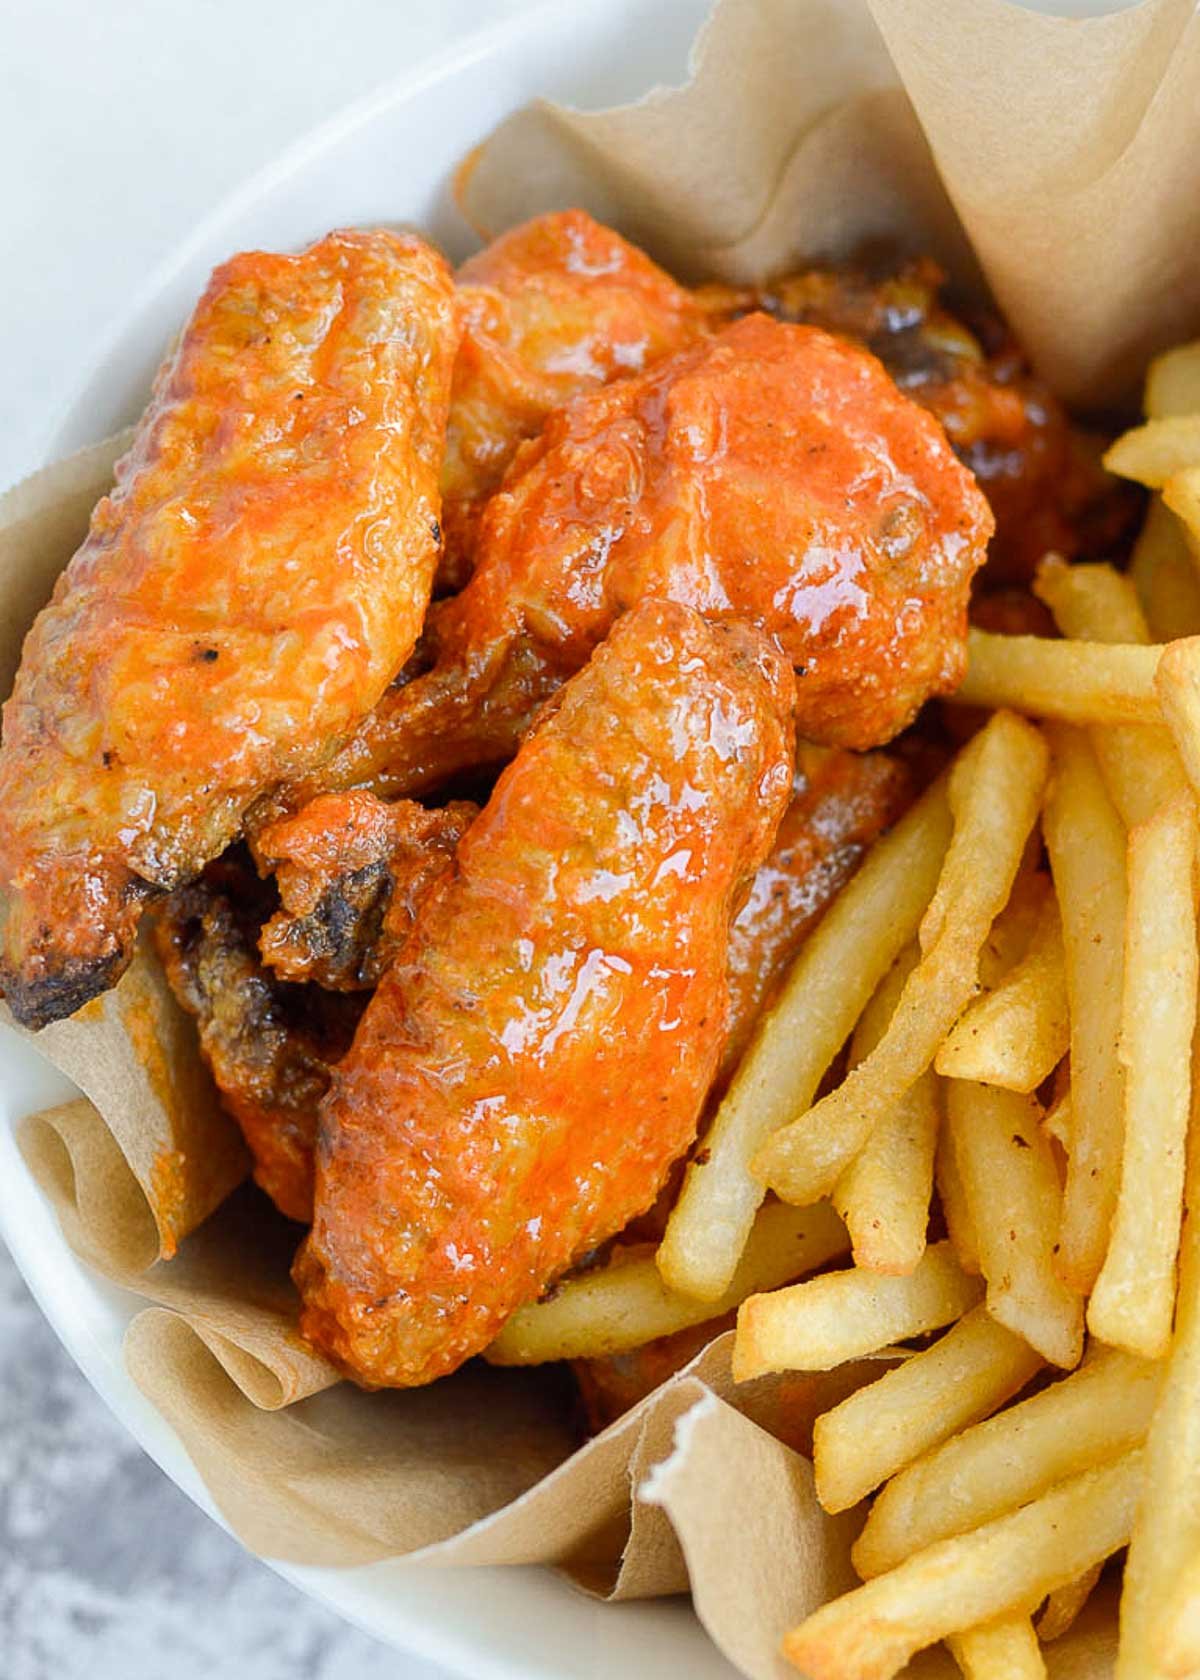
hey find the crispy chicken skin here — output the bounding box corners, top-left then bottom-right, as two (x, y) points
(280, 313), (992, 808)
(721, 745), (911, 1083)
(740, 259), (1136, 582)
(256, 791), (477, 991)
(0, 229), (459, 1029)
(154, 858), (365, 1223)
(294, 597), (795, 1388)
(440, 209), (707, 589)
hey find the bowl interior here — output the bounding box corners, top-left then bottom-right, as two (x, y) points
(0, 0), (742, 1675)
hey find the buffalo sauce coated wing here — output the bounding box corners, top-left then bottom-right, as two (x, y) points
(441, 209), (707, 588)
(294, 596), (795, 1388)
(283, 313), (992, 808)
(0, 230), (458, 1028)
(742, 259), (1137, 583)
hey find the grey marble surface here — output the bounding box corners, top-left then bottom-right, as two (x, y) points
(0, 1234), (451, 1680)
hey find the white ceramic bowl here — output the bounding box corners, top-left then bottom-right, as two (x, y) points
(0, 1), (743, 1675)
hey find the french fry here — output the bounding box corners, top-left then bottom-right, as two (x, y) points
(1164, 465), (1200, 557)
(1103, 415), (1200, 486)
(935, 890), (1068, 1093)
(811, 1306), (1040, 1513)
(832, 1085), (939, 1277)
(936, 1121), (982, 1275)
(1156, 638), (1200, 800)
(1037, 1565), (1104, 1643)
(1034, 556), (1154, 644)
(853, 1344), (1159, 1579)
(1130, 500), (1200, 642)
(945, 1082), (1082, 1368)
(655, 779), (953, 1302)
(1113, 1087), (1200, 1678)
(486, 1199), (848, 1365)
(1042, 724), (1128, 1293)
(1145, 340), (1200, 419)
(1158, 1555), (1200, 1676)
(783, 1450), (1143, 1680)
(1034, 556), (1189, 828)
(949, 1616), (1046, 1680)
(1089, 797), (1198, 1360)
(753, 714), (1047, 1207)
(975, 864), (1047, 988)
(954, 630), (1162, 724)
(833, 946), (938, 1275)
(732, 1240), (980, 1383)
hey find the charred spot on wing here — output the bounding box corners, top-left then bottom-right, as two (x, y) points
(0, 947), (129, 1030)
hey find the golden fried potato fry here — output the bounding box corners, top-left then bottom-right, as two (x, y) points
(853, 1344), (1159, 1579)
(1158, 1555), (1200, 1676)
(1037, 1565), (1103, 1644)
(785, 1450), (1142, 1680)
(486, 1199), (848, 1365)
(833, 946), (938, 1275)
(1042, 724), (1128, 1293)
(811, 1306), (1040, 1513)
(1164, 466), (1200, 559)
(946, 1082), (1082, 1368)
(1145, 341), (1200, 419)
(732, 1240), (981, 1383)
(1131, 500), (1200, 642)
(1089, 797), (1197, 1360)
(1034, 556), (1152, 643)
(656, 779), (952, 1302)
(935, 890), (1068, 1093)
(975, 864), (1049, 988)
(1104, 416), (1200, 487)
(753, 713), (1046, 1206)
(1114, 1112), (1200, 1677)
(954, 630), (1162, 725)
(1034, 556), (1188, 828)
(936, 1120), (982, 1276)
(949, 1616), (1046, 1680)
(1156, 638), (1200, 801)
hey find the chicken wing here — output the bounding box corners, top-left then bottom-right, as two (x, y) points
(440, 209), (707, 589)
(294, 595), (795, 1388)
(256, 791), (477, 990)
(744, 258), (1138, 582)
(276, 312), (992, 812)
(0, 229), (459, 1028)
(154, 856), (365, 1223)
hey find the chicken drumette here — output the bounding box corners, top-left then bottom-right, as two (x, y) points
(440, 208), (708, 589)
(272, 312), (992, 812)
(0, 230), (458, 1028)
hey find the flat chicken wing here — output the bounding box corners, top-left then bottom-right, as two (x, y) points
(742, 259), (1137, 583)
(279, 313), (992, 809)
(294, 596), (795, 1388)
(256, 791), (477, 990)
(441, 209), (707, 589)
(154, 857), (365, 1223)
(0, 229), (458, 1028)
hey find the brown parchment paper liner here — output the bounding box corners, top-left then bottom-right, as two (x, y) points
(5, 0), (1200, 1673)
(461, 0), (1200, 409)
